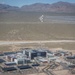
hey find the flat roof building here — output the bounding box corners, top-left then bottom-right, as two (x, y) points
(23, 49), (47, 60)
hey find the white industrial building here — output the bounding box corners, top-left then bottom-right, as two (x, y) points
(4, 48), (60, 65)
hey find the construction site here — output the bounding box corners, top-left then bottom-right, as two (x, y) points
(0, 48), (75, 75)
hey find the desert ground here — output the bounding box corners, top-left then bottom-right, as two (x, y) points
(0, 12), (75, 41)
(0, 12), (75, 75)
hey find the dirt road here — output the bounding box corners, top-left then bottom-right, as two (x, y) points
(0, 40), (75, 45)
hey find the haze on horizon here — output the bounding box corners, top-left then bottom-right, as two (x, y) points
(0, 0), (75, 7)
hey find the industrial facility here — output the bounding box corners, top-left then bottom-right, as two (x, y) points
(0, 48), (75, 75)
(4, 48), (56, 65)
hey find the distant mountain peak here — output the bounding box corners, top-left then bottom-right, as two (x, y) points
(0, 1), (75, 13)
(57, 1), (67, 3)
(0, 3), (19, 12)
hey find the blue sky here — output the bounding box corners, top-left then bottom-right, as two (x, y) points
(0, 0), (75, 7)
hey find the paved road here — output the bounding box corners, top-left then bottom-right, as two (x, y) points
(0, 40), (75, 45)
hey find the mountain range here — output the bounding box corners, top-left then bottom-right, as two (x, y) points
(0, 1), (75, 13)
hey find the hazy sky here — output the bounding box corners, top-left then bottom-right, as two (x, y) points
(0, 0), (75, 7)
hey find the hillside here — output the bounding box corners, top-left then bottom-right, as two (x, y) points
(21, 1), (75, 13)
(0, 4), (19, 12)
(0, 1), (75, 13)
